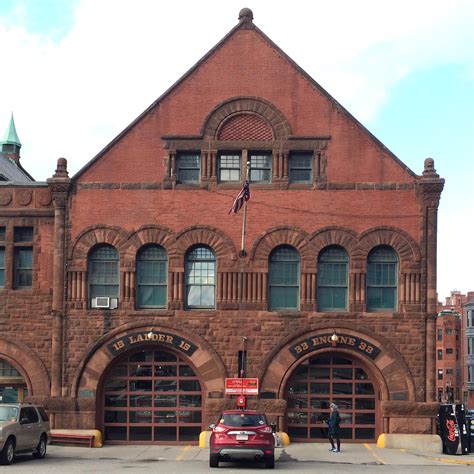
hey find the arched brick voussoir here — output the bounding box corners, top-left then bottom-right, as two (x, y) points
(201, 96), (292, 140)
(258, 322), (416, 402)
(73, 322), (228, 397)
(122, 225), (177, 266)
(250, 226), (314, 267)
(309, 227), (359, 258)
(0, 337), (51, 397)
(175, 226), (238, 261)
(69, 225), (130, 269)
(358, 226), (421, 263)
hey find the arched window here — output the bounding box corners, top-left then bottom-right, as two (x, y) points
(269, 245), (300, 310)
(367, 246), (398, 311)
(317, 246), (349, 311)
(88, 245), (119, 303)
(137, 245), (167, 308)
(185, 246), (216, 309)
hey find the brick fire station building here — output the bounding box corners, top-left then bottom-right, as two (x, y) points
(0, 8), (445, 444)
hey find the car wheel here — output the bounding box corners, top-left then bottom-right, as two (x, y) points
(209, 453), (219, 468)
(33, 435), (47, 459)
(265, 454), (275, 469)
(0, 438), (15, 465)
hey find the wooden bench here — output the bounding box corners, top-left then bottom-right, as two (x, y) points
(51, 432), (95, 448)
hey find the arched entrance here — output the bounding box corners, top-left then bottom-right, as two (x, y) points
(0, 358), (28, 402)
(285, 353), (378, 442)
(99, 347), (203, 444)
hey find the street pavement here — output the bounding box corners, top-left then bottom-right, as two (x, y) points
(5, 443), (474, 473)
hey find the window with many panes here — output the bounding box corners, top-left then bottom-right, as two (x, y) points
(176, 153), (200, 184)
(289, 152), (313, 183)
(137, 245), (167, 308)
(185, 246), (215, 309)
(13, 227), (33, 289)
(269, 245), (300, 311)
(0, 359), (21, 377)
(88, 245), (119, 301)
(0, 226), (4, 288)
(218, 153), (241, 182)
(317, 246), (348, 311)
(249, 152), (272, 183)
(366, 246), (398, 311)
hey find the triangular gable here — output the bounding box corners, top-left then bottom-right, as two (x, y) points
(73, 10), (417, 181)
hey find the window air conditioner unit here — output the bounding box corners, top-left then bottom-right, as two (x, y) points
(91, 297), (119, 309)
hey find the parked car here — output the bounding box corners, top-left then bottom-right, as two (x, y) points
(209, 409), (275, 469)
(0, 403), (50, 465)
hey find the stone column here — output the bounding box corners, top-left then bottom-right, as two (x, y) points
(417, 158), (444, 403)
(47, 158), (71, 400)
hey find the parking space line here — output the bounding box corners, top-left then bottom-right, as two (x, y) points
(363, 443), (386, 465)
(175, 445), (191, 461)
(425, 456), (474, 466)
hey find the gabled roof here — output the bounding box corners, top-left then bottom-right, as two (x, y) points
(73, 8), (417, 181)
(0, 153), (33, 184)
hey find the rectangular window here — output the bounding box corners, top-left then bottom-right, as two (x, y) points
(446, 348), (453, 354)
(14, 226), (33, 243)
(14, 247), (33, 288)
(468, 338), (474, 355)
(0, 226), (5, 241)
(446, 329), (453, 336)
(218, 153), (241, 182)
(437, 329), (442, 341)
(437, 369), (443, 380)
(446, 368), (453, 375)
(249, 152), (272, 183)
(437, 349), (442, 360)
(176, 153), (200, 184)
(289, 152), (313, 183)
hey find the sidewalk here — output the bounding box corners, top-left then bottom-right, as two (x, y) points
(46, 443), (474, 466)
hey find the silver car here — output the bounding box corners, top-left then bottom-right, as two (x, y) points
(0, 403), (50, 465)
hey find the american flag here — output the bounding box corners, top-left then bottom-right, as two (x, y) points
(229, 181), (250, 214)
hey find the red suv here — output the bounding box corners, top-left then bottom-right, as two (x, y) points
(209, 410), (275, 469)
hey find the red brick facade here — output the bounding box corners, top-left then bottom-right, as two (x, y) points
(0, 9), (445, 443)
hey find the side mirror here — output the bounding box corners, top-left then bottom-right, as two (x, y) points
(209, 423), (216, 430)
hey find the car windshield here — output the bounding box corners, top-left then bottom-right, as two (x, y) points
(221, 413), (266, 427)
(0, 406), (18, 422)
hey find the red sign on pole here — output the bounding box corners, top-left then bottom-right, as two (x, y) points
(225, 378), (259, 395)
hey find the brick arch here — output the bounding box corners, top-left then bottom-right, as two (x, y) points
(258, 322), (416, 402)
(73, 322), (228, 398)
(0, 337), (50, 397)
(69, 225), (129, 270)
(250, 226), (314, 269)
(201, 96), (292, 140)
(123, 225), (177, 267)
(309, 226), (359, 260)
(358, 227), (421, 265)
(175, 226), (237, 262)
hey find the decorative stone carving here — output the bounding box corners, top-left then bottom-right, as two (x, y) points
(16, 189), (32, 206)
(0, 190), (12, 206)
(36, 189), (52, 207)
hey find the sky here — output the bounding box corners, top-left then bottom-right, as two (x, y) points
(0, 0), (473, 301)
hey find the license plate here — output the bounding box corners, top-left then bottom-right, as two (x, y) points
(236, 434), (248, 441)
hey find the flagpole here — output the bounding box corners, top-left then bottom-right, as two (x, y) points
(239, 161), (250, 257)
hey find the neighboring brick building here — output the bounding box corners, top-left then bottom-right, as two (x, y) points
(0, 8), (445, 444)
(435, 310), (462, 403)
(438, 290), (474, 408)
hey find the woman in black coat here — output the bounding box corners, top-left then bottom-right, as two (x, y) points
(328, 402), (341, 452)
